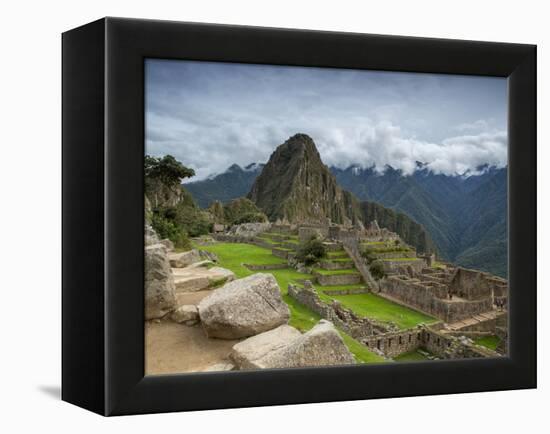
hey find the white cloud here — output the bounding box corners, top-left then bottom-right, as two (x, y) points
(145, 60), (507, 179)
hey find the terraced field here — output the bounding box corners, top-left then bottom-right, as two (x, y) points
(196, 232), (442, 363)
(196, 240), (385, 363)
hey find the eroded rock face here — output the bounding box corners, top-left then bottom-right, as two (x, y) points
(145, 225), (160, 246)
(145, 243), (176, 320)
(171, 304), (199, 325)
(230, 324), (302, 369)
(198, 273), (290, 339)
(159, 238), (174, 252)
(169, 249), (201, 268)
(246, 320), (355, 369)
(227, 222), (271, 238)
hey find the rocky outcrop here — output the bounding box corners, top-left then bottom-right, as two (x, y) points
(235, 320), (355, 369)
(159, 238), (174, 251)
(145, 225), (160, 246)
(169, 249), (201, 268)
(145, 243), (177, 320)
(198, 273), (290, 339)
(226, 222), (271, 238)
(247, 134), (363, 226)
(171, 304), (200, 325)
(230, 324), (302, 369)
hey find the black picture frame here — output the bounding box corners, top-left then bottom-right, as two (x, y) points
(62, 17), (536, 416)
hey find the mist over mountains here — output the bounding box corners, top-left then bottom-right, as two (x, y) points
(185, 145), (507, 277)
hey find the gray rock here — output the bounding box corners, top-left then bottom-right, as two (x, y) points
(198, 273), (290, 339)
(227, 222), (271, 238)
(145, 225), (160, 246)
(159, 238), (174, 252)
(231, 325), (302, 369)
(247, 320), (355, 369)
(199, 250), (219, 263)
(145, 243), (176, 320)
(171, 304), (199, 325)
(169, 249), (201, 268)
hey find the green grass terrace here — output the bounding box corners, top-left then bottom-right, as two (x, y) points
(318, 292), (438, 329)
(195, 241), (385, 364)
(196, 241), (437, 348)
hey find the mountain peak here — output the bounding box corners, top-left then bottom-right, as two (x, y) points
(247, 134), (360, 225)
(282, 133), (320, 157)
(227, 163), (243, 172)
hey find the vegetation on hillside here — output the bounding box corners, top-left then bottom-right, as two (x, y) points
(222, 197), (268, 225)
(368, 261), (386, 280)
(296, 237), (327, 266)
(145, 154), (211, 247)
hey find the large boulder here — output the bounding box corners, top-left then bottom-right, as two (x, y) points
(169, 249), (201, 268)
(244, 320), (355, 369)
(145, 243), (176, 320)
(231, 325), (302, 369)
(198, 273), (290, 339)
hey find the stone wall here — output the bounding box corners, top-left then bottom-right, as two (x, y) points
(244, 263), (289, 271)
(319, 260), (355, 270)
(380, 258), (426, 275)
(288, 283), (391, 339)
(322, 287), (369, 295)
(449, 267), (508, 301)
(380, 275), (493, 323)
(370, 251), (418, 260)
(272, 248), (295, 259)
(363, 329), (425, 358)
(363, 326), (500, 359)
(342, 239), (378, 288)
(298, 226), (329, 243)
(315, 272), (362, 286)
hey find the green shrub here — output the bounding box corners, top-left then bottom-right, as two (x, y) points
(296, 237), (327, 266)
(369, 261), (386, 280)
(223, 197), (268, 225)
(361, 249), (377, 264)
(151, 213), (191, 249)
(232, 212), (268, 225)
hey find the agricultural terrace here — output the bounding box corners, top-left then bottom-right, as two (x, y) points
(196, 237), (438, 362)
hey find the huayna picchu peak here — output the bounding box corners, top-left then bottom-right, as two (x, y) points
(247, 134), (362, 226)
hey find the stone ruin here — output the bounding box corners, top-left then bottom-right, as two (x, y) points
(378, 266), (508, 324)
(207, 219), (509, 360)
(288, 281), (394, 341)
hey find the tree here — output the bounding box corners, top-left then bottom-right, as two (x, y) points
(145, 155), (195, 187)
(369, 261), (386, 280)
(296, 237), (327, 266)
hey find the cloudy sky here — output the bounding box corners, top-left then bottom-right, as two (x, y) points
(145, 59), (507, 181)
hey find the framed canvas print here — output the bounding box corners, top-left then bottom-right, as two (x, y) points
(62, 17), (536, 416)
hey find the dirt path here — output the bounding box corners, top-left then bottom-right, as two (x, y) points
(146, 288), (242, 375)
(145, 319), (240, 375)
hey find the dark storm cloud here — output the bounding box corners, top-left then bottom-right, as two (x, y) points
(145, 59), (507, 180)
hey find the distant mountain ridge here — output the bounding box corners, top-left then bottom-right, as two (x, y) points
(331, 165), (507, 277)
(182, 141), (507, 277)
(186, 163), (264, 208)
